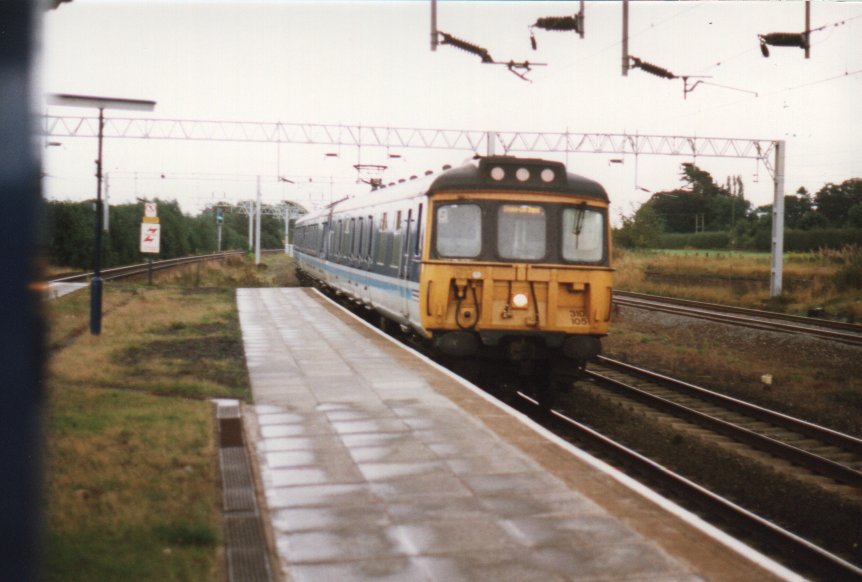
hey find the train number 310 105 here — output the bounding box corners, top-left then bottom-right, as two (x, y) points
(569, 309), (588, 325)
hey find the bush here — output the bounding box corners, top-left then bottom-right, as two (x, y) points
(654, 228), (862, 253)
(783, 229), (862, 253)
(656, 231), (732, 250)
(834, 252), (862, 291)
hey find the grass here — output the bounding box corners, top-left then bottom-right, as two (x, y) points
(48, 287), (249, 400)
(44, 387), (219, 582)
(43, 253), (298, 581)
(612, 247), (862, 321)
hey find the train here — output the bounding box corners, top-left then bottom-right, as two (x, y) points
(293, 155), (613, 406)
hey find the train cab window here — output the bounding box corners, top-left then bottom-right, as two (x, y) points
(562, 206), (605, 263)
(436, 204), (481, 258)
(497, 205), (546, 260)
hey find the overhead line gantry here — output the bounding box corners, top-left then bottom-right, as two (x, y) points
(42, 115), (787, 296)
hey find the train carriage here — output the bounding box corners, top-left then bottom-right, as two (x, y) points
(294, 155), (613, 405)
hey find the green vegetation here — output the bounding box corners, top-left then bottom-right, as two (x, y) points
(45, 199), (297, 270)
(45, 387), (219, 582)
(43, 254), (297, 581)
(613, 247), (861, 321)
(613, 163), (862, 253)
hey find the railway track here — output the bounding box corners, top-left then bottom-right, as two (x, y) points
(514, 389), (862, 581)
(613, 290), (862, 347)
(49, 251), (247, 284)
(587, 356), (862, 490)
(325, 291), (862, 578)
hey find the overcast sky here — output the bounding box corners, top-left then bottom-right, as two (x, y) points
(40, 1), (862, 221)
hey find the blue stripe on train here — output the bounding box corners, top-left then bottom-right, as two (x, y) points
(298, 253), (416, 300)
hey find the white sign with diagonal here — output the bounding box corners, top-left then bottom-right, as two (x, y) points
(140, 223), (161, 254)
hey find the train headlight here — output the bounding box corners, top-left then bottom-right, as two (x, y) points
(511, 292), (529, 309)
(515, 168), (531, 182)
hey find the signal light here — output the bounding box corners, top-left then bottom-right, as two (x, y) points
(216, 209), (224, 225)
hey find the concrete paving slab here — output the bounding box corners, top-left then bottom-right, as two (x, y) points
(238, 288), (798, 582)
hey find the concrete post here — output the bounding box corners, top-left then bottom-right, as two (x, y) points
(770, 140), (786, 297)
(255, 176), (262, 266)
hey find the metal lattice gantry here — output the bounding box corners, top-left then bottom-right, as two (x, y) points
(42, 115), (780, 178)
(42, 115), (786, 295)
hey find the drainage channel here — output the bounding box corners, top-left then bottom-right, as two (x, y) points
(214, 399), (273, 582)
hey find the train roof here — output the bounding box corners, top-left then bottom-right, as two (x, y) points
(429, 156), (609, 201)
(296, 156), (608, 224)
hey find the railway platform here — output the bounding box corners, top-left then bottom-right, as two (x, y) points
(237, 287), (799, 581)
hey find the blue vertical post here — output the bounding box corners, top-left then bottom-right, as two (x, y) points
(0, 0), (42, 578)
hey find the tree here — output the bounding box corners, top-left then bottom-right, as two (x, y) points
(848, 202), (862, 229)
(45, 201), (94, 269)
(680, 163), (721, 197)
(783, 188), (815, 229)
(613, 204), (664, 249)
(815, 179), (862, 227)
(645, 164), (750, 233)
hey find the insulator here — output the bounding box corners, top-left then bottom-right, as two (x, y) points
(534, 15), (581, 33)
(530, 32), (537, 50)
(760, 32), (809, 49)
(630, 57), (676, 79)
(439, 32), (494, 63)
(759, 41), (770, 58)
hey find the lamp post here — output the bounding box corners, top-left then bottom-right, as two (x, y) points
(47, 94), (156, 335)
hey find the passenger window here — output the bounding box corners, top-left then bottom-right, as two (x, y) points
(365, 215), (373, 258)
(375, 213), (387, 264)
(414, 203), (423, 256)
(436, 204), (481, 258)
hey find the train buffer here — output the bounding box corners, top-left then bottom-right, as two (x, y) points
(234, 288), (800, 581)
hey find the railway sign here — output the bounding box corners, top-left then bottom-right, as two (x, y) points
(144, 202), (157, 218)
(140, 223), (161, 254)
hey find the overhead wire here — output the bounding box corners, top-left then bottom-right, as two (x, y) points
(646, 66), (862, 127)
(557, 2), (703, 72)
(645, 8), (862, 120)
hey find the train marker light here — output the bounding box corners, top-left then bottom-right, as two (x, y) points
(512, 293), (529, 309)
(490, 166), (506, 181)
(540, 168), (556, 183)
(516, 168), (531, 182)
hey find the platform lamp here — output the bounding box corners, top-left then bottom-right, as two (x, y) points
(46, 94), (156, 335)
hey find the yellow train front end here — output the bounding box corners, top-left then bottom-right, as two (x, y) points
(417, 157), (613, 404)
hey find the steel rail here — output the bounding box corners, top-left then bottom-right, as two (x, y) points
(317, 290), (862, 577)
(49, 251), (258, 284)
(616, 290), (862, 333)
(515, 391), (862, 580)
(614, 291), (862, 346)
(586, 360), (862, 488)
(596, 356), (862, 455)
